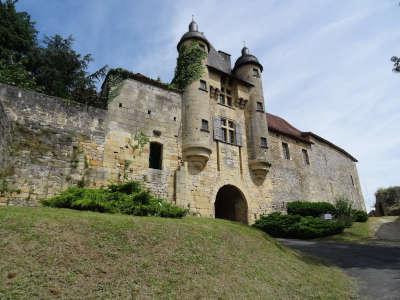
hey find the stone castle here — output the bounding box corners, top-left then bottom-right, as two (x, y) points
(0, 21), (365, 223)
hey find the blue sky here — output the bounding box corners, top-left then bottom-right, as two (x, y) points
(17, 0), (400, 211)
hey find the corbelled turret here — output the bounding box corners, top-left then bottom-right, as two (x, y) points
(234, 47), (270, 180)
(177, 20), (212, 170)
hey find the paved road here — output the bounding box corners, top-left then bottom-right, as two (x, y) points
(279, 239), (400, 299)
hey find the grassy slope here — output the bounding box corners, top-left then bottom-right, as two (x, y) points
(0, 207), (357, 299)
(325, 216), (398, 243)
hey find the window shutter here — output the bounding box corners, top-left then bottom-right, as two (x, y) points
(235, 123), (243, 146)
(213, 117), (222, 141)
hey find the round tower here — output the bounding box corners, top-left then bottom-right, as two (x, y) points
(177, 20), (213, 170)
(233, 47), (270, 179)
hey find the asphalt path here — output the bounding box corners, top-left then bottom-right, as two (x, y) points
(279, 238), (400, 299)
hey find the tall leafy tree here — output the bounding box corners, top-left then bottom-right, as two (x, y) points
(0, 0), (38, 88)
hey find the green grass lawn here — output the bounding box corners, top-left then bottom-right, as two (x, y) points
(324, 216), (398, 243)
(0, 207), (357, 299)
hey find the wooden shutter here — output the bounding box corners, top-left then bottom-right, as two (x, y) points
(213, 117), (222, 141)
(235, 123), (243, 146)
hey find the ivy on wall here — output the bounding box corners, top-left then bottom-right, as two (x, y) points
(171, 42), (207, 90)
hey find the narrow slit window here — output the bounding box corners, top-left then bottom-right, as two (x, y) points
(282, 142), (290, 160)
(149, 142), (162, 170)
(350, 175), (355, 186)
(302, 149), (310, 165)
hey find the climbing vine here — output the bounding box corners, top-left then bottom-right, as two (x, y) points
(171, 41), (207, 90)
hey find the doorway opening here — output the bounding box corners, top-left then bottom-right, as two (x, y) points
(215, 185), (248, 224)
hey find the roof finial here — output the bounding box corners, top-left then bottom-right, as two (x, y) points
(189, 15), (198, 32)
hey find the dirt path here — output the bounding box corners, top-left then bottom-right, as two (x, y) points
(279, 239), (400, 299)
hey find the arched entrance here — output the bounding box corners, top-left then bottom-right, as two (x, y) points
(215, 185), (248, 224)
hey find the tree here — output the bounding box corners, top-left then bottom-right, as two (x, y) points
(391, 56), (400, 73)
(0, 0), (37, 62)
(0, 0), (38, 88)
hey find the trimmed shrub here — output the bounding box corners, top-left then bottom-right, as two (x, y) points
(352, 210), (368, 222)
(253, 212), (344, 239)
(41, 182), (187, 218)
(287, 201), (335, 217)
(334, 197), (353, 227)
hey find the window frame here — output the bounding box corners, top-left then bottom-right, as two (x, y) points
(199, 80), (207, 92)
(220, 117), (236, 144)
(260, 137), (268, 148)
(302, 149), (310, 165)
(201, 119), (209, 132)
(282, 142), (290, 160)
(218, 80), (234, 108)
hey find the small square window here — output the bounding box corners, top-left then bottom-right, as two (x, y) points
(199, 80), (207, 91)
(201, 119), (209, 131)
(119, 103), (122, 108)
(253, 68), (260, 77)
(282, 142), (290, 160)
(302, 149), (310, 165)
(256, 102), (264, 111)
(260, 137), (268, 148)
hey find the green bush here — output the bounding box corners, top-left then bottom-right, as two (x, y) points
(352, 210), (368, 222)
(287, 201), (335, 217)
(41, 182), (187, 218)
(253, 212), (344, 239)
(334, 197), (353, 227)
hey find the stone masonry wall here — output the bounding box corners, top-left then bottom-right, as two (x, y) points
(0, 84), (107, 206)
(104, 79), (182, 201)
(268, 131), (365, 211)
(0, 97), (12, 172)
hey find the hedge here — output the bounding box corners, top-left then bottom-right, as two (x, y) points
(253, 212), (344, 239)
(287, 201), (336, 217)
(352, 210), (368, 222)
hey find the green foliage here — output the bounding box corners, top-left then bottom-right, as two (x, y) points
(352, 209), (368, 222)
(0, 0), (37, 63)
(375, 186), (400, 206)
(287, 201), (335, 217)
(171, 42), (207, 90)
(334, 197), (353, 227)
(0, 60), (37, 89)
(253, 212), (344, 239)
(41, 181), (187, 218)
(28, 35), (107, 107)
(0, 1), (107, 107)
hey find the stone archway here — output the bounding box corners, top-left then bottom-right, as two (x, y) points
(215, 185), (248, 224)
